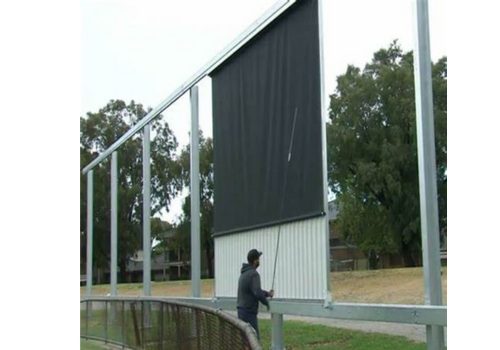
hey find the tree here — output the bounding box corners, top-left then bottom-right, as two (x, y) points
(173, 133), (215, 278)
(80, 100), (181, 282)
(327, 42), (447, 268)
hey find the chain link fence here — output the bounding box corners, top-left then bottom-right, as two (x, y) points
(81, 298), (262, 350)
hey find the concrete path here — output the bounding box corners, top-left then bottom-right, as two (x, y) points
(287, 315), (446, 346)
(286, 315), (426, 342)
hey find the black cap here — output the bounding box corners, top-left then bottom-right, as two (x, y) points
(247, 249), (262, 263)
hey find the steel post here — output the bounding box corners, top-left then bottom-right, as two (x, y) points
(105, 301), (108, 343)
(143, 124), (151, 297)
(85, 301), (89, 338)
(160, 303), (164, 350)
(122, 300), (125, 346)
(190, 86), (201, 298)
(111, 152), (118, 296)
(317, 0), (332, 304)
(413, 0), (445, 349)
(86, 170), (93, 297)
(271, 313), (284, 350)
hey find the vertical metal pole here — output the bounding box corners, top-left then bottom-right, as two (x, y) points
(271, 313), (284, 350)
(105, 301), (108, 343)
(413, 0), (444, 349)
(85, 301), (89, 339)
(143, 124), (151, 297)
(190, 85), (201, 298)
(317, 0), (332, 304)
(122, 300), (125, 347)
(86, 170), (93, 297)
(160, 303), (164, 350)
(141, 301), (145, 345)
(111, 152), (118, 296)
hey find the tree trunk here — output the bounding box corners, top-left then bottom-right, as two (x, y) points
(119, 258), (128, 283)
(205, 243), (214, 278)
(368, 250), (379, 270)
(402, 244), (417, 267)
(97, 268), (102, 284)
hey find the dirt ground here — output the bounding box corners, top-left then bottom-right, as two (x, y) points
(330, 267), (447, 304)
(81, 267), (447, 305)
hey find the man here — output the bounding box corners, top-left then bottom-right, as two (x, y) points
(237, 249), (274, 339)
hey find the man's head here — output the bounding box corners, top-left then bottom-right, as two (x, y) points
(247, 249), (262, 268)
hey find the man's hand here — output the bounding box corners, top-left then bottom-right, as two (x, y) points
(268, 289), (274, 298)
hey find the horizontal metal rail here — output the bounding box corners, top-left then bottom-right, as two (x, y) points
(81, 296), (447, 327)
(81, 297), (262, 350)
(80, 335), (127, 349)
(81, 0), (297, 175)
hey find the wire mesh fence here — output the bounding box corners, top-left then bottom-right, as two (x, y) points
(80, 297), (262, 350)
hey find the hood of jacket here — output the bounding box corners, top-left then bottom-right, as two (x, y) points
(241, 263), (255, 274)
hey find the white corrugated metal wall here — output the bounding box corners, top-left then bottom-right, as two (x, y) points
(214, 216), (329, 300)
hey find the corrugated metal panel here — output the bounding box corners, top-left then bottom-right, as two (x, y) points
(215, 216), (329, 300)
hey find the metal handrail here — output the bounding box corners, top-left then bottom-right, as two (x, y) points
(81, 296), (262, 350)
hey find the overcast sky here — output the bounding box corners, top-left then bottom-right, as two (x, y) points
(81, 0), (446, 223)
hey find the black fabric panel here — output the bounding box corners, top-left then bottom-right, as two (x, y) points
(211, 0), (324, 236)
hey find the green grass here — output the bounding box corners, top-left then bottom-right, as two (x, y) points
(258, 320), (426, 350)
(80, 339), (107, 350)
(81, 309), (427, 350)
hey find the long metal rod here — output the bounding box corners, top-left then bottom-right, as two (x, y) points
(190, 86), (201, 298)
(143, 124), (152, 296)
(271, 107), (298, 350)
(412, 0), (444, 349)
(271, 107), (298, 291)
(81, 0), (297, 175)
(111, 152), (118, 296)
(86, 170), (93, 297)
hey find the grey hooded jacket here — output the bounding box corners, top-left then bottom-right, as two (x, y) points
(237, 263), (270, 314)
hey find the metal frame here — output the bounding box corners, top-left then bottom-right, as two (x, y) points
(143, 124), (152, 296)
(413, 0), (445, 348)
(190, 86), (201, 298)
(81, 297), (263, 350)
(81, 0), (446, 349)
(271, 313), (284, 350)
(110, 152), (118, 296)
(86, 170), (93, 296)
(317, 0), (332, 305)
(81, 296), (446, 327)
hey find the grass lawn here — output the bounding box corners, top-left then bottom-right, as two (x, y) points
(80, 319), (426, 350)
(258, 319), (426, 350)
(81, 267), (447, 305)
(80, 339), (109, 350)
(80, 267), (446, 349)
(259, 320), (426, 350)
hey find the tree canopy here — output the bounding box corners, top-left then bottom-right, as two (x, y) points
(327, 42), (447, 267)
(80, 100), (181, 281)
(172, 133), (215, 277)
